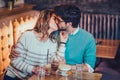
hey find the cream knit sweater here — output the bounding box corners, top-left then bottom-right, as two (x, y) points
(6, 30), (65, 79)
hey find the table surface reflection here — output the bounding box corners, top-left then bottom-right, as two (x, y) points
(28, 71), (102, 80)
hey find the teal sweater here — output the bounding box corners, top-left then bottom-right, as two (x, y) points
(65, 29), (96, 68)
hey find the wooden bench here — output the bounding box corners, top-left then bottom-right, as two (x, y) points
(0, 10), (39, 80)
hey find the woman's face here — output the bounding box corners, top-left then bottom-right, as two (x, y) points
(49, 13), (68, 31)
(52, 15), (67, 30)
(49, 14), (58, 31)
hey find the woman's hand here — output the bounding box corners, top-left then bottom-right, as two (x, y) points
(57, 56), (66, 65)
(32, 65), (40, 74)
(59, 31), (68, 43)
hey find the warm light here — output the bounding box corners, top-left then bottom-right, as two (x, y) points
(13, 16), (38, 44)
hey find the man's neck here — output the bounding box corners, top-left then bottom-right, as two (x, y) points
(70, 27), (79, 35)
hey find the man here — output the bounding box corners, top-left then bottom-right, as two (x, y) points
(54, 5), (96, 72)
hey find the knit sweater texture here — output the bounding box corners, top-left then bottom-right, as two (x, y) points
(65, 29), (96, 68)
(6, 30), (65, 79)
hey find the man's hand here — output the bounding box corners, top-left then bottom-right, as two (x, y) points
(9, 45), (20, 60)
(83, 64), (89, 72)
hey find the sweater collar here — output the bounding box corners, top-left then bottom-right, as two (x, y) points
(70, 26), (79, 35)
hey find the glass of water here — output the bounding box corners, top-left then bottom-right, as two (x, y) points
(37, 67), (45, 80)
(75, 64), (84, 79)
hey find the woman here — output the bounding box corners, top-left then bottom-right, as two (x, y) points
(4, 9), (68, 80)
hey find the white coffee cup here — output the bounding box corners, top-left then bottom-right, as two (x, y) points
(57, 64), (71, 76)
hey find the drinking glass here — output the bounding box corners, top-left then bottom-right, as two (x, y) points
(51, 61), (59, 71)
(8, 1), (13, 11)
(44, 63), (51, 76)
(37, 67), (45, 80)
(51, 53), (62, 72)
(75, 64), (84, 79)
(45, 49), (51, 76)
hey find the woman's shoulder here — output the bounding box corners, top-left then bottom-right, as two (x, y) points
(20, 30), (34, 38)
(23, 30), (34, 35)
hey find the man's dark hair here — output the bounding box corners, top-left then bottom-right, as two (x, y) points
(54, 4), (81, 28)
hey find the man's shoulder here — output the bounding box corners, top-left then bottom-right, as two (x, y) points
(79, 28), (93, 37)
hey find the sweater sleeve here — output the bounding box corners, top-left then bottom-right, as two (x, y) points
(50, 42), (66, 62)
(55, 31), (66, 58)
(11, 32), (34, 74)
(84, 35), (96, 69)
(57, 44), (66, 58)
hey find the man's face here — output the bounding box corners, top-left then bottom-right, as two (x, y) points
(48, 13), (70, 33)
(56, 16), (73, 34)
(51, 14), (72, 34)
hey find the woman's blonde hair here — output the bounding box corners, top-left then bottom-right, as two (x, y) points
(34, 9), (56, 42)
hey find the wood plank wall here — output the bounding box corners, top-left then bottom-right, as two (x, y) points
(80, 12), (119, 40)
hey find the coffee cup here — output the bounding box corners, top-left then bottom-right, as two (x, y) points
(57, 64), (71, 76)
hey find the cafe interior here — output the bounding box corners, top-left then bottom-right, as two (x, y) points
(0, 0), (120, 80)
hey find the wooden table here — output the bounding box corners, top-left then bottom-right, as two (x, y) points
(96, 39), (120, 59)
(28, 71), (102, 80)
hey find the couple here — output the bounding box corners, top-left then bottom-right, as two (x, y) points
(4, 4), (96, 80)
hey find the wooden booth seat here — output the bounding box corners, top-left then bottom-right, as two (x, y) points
(0, 10), (39, 80)
(0, 21), (13, 79)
